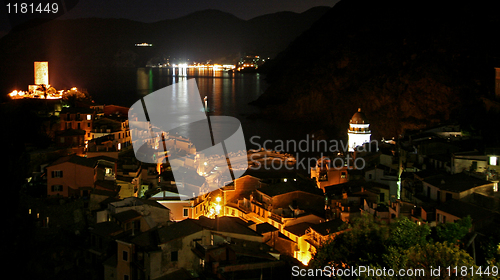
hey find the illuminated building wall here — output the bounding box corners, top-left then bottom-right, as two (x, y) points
(34, 61), (49, 85)
(347, 108), (371, 152)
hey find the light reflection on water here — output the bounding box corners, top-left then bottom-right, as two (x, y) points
(127, 67), (309, 155)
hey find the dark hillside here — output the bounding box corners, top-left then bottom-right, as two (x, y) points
(255, 0), (500, 141)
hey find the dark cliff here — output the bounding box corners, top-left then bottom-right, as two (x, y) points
(255, 0), (500, 141)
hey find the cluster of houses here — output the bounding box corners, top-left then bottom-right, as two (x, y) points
(23, 96), (500, 280)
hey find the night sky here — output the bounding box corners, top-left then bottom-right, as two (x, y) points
(0, 0), (338, 38)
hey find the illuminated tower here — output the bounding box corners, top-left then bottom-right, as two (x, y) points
(34, 61), (49, 86)
(347, 108), (371, 152)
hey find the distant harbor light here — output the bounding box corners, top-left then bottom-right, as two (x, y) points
(135, 42), (153, 47)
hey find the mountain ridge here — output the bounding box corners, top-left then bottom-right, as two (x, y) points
(0, 7), (331, 94)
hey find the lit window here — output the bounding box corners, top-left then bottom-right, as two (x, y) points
(87, 115), (91, 120)
(490, 156), (498, 166)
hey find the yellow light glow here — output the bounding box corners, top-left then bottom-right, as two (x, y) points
(298, 253), (312, 266)
(216, 197), (221, 203)
(34, 61), (49, 86)
(9, 90), (29, 98)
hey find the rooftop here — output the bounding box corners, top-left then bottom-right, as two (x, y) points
(157, 219), (205, 243)
(424, 172), (492, 193)
(350, 108), (369, 124)
(196, 216), (261, 237)
(95, 180), (118, 191)
(56, 129), (86, 137)
(61, 107), (95, 114)
(254, 222), (279, 234)
(90, 221), (123, 237)
(309, 219), (346, 236)
(49, 154), (99, 168)
(437, 199), (496, 222)
(243, 169), (298, 180)
(257, 179), (321, 197)
(413, 169), (447, 180)
(113, 209), (142, 223)
(110, 197), (170, 210)
(284, 222), (314, 237)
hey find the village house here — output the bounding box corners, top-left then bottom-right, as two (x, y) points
(435, 199), (497, 231)
(219, 170), (299, 221)
(96, 197), (171, 227)
(91, 114), (131, 152)
(104, 216), (267, 280)
(249, 177), (324, 230)
(364, 164), (399, 201)
(310, 156), (349, 191)
(422, 172), (494, 203)
(46, 155), (118, 197)
(59, 106), (95, 142)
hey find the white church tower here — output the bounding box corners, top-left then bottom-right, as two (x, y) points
(348, 108), (371, 152)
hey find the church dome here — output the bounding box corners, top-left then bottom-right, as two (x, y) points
(350, 108), (368, 124)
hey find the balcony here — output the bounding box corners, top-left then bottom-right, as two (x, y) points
(269, 213), (282, 224)
(348, 129), (371, 134)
